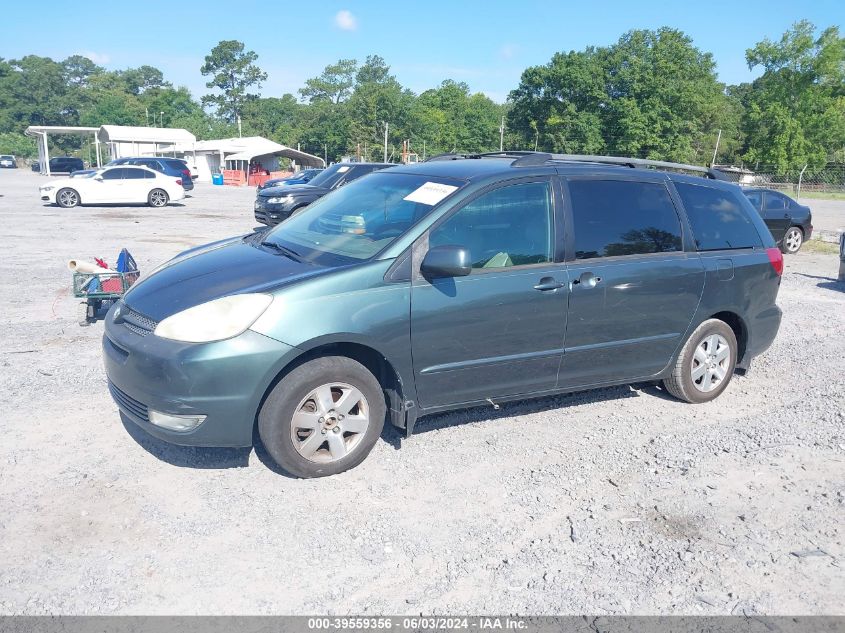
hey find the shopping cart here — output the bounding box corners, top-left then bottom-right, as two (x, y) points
(72, 250), (139, 326)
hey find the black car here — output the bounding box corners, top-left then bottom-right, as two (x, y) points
(108, 157), (194, 191)
(48, 156), (85, 174)
(742, 188), (813, 254)
(254, 162), (392, 226)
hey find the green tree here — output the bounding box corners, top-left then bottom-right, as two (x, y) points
(200, 40), (268, 122)
(299, 59), (358, 104)
(741, 21), (845, 172)
(507, 28), (732, 163)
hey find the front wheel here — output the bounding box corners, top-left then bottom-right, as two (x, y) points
(57, 188), (80, 208)
(663, 319), (737, 404)
(781, 226), (803, 254)
(258, 356), (385, 478)
(148, 188), (169, 208)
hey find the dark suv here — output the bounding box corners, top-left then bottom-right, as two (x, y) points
(254, 162), (391, 226)
(109, 157), (194, 191)
(104, 152), (783, 478)
(48, 156), (84, 173)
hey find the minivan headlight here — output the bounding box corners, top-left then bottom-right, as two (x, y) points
(154, 294), (273, 343)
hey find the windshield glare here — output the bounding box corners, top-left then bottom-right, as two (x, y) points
(263, 172), (462, 265)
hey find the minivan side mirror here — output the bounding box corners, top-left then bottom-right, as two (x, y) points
(421, 245), (472, 278)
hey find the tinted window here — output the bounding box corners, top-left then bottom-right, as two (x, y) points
(430, 182), (552, 269)
(124, 168), (147, 179)
(164, 159), (187, 170)
(765, 192), (788, 210)
(568, 180), (682, 259)
(675, 182), (762, 251)
(143, 170), (155, 179)
(136, 160), (162, 172)
(744, 190), (763, 211)
(101, 168), (124, 180)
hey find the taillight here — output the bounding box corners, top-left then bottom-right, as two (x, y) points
(182, 169), (191, 178)
(175, 178), (182, 185)
(766, 247), (783, 276)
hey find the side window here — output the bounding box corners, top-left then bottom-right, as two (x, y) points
(744, 190), (763, 211)
(429, 181), (553, 270)
(764, 192), (787, 210)
(675, 182), (762, 251)
(124, 168), (147, 179)
(568, 180), (683, 259)
(143, 170), (156, 179)
(101, 168), (124, 180)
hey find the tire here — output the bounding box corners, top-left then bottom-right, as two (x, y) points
(56, 188), (80, 208)
(781, 226), (803, 254)
(663, 319), (738, 404)
(258, 356), (386, 478)
(148, 189), (169, 208)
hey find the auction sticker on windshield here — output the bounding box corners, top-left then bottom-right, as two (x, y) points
(403, 182), (458, 206)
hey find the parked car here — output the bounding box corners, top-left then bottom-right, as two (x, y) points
(48, 156), (85, 174)
(70, 169), (98, 178)
(40, 165), (185, 208)
(108, 157), (194, 191)
(104, 152), (784, 478)
(0, 155), (17, 168)
(254, 162), (392, 226)
(257, 168), (324, 191)
(742, 188), (812, 254)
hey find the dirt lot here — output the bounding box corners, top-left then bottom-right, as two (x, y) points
(0, 169), (843, 615)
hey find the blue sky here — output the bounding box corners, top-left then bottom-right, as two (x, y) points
(1, 0), (842, 103)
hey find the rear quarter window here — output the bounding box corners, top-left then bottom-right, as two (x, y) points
(675, 182), (762, 251)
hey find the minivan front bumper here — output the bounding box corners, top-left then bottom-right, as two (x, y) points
(103, 304), (299, 447)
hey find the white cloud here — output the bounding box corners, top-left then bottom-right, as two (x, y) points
(499, 44), (518, 60)
(334, 9), (358, 31)
(79, 51), (111, 65)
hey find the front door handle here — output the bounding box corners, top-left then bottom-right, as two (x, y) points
(534, 276), (565, 291)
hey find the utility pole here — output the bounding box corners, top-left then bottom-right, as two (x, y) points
(145, 108), (149, 126)
(711, 129), (722, 166)
(160, 111), (164, 128)
(499, 116), (505, 152)
(237, 116), (242, 138)
(383, 122), (389, 163)
(422, 140), (426, 161)
(324, 144), (328, 165)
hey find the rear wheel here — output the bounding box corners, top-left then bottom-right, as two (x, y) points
(57, 188), (80, 208)
(781, 226), (803, 254)
(663, 319), (737, 404)
(148, 189), (169, 207)
(258, 356), (385, 478)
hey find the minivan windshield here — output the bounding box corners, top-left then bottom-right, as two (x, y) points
(262, 172), (463, 265)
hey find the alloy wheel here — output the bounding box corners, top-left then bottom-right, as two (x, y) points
(783, 228), (802, 253)
(59, 190), (78, 207)
(150, 190), (168, 207)
(690, 334), (731, 393)
(290, 382), (370, 463)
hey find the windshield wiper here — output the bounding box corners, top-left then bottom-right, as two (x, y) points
(260, 240), (302, 262)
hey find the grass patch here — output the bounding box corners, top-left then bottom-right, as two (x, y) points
(803, 239), (840, 255)
(796, 191), (845, 201)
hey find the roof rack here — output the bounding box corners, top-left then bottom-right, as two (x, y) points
(511, 152), (728, 180)
(424, 151), (539, 162)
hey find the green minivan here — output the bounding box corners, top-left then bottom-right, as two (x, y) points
(104, 153), (783, 477)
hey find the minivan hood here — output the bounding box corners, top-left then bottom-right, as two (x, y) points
(258, 183), (329, 197)
(123, 236), (328, 321)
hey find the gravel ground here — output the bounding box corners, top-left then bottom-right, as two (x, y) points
(0, 169), (843, 615)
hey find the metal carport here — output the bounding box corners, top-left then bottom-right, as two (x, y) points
(24, 126), (101, 176)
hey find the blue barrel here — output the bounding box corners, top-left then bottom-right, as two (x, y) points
(212, 173), (224, 185)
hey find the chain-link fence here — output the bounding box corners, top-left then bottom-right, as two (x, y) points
(714, 163), (845, 198)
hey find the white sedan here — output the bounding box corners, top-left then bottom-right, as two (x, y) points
(39, 165), (186, 208)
